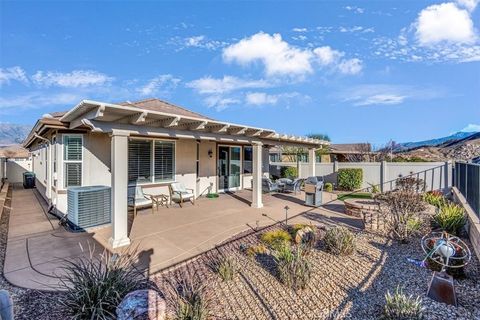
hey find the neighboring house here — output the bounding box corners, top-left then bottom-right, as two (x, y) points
(23, 98), (324, 248)
(268, 145), (330, 164)
(0, 145), (32, 183)
(328, 143), (377, 162)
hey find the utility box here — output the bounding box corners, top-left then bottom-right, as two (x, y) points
(305, 176), (324, 207)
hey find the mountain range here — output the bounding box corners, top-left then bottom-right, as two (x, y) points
(0, 123), (32, 146)
(393, 131), (479, 151)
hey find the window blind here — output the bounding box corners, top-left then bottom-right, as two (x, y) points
(64, 136), (82, 160)
(65, 163), (82, 187)
(63, 135), (83, 187)
(154, 141), (175, 182)
(128, 140), (152, 184)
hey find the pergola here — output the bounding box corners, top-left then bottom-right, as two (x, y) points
(59, 100), (328, 248)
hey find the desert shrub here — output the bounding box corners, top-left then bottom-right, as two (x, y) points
(58, 247), (148, 319)
(245, 244), (269, 257)
(396, 176), (424, 193)
(337, 168), (363, 191)
(323, 226), (356, 255)
(378, 191), (427, 242)
(368, 182), (380, 194)
(261, 229), (292, 250)
(382, 286), (423, 320)
(281, 166), (298, 179)
(423, 191), (447, 208)
(324, 182), (333, 192)
(433, 202), (466, 235)
(274, 245), (312, 291)
(167, 272), (212, 320)
(208, 256), (237, 282)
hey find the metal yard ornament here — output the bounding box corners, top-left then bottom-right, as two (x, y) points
(407, 231), (471, 306)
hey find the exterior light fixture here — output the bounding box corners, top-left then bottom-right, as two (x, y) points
(208, 149), (213, 158)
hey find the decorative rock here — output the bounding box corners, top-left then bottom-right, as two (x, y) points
(116, 289), (166, 320)
(294, 226), (315, 245)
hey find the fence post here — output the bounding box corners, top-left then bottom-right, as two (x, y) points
(380, 161), (387, 192)
(444, 161), (450, 191)
(333, 160), (339, 173)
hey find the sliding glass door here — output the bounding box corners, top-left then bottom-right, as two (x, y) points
(218, 145), (242, 191)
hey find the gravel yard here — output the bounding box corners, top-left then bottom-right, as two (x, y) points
(0, 188), (65, 319)
(154, 225), (480, 320)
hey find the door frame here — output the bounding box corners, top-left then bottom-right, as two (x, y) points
(217, 144), (243, 192)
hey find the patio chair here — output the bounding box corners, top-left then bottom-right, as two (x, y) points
(278, 178), (304, 194)
(128, 185), (153, 216)
(262, 177), (281, 193)
(169, 182), (195, 207)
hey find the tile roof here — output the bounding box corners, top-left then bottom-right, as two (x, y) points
(118, 98), (213, 120)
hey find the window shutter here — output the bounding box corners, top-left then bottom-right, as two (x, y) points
(128, 140), (152, 183)
(64, 136), (82, 160)
(154, 141), (175, 182)
(65, 163), (82, 187)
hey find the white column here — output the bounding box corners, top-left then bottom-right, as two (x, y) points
(251, 143), (263, 208)
(46, 143), (52, 201)
(308, 148), (316, 177)
(109, 131), (131, 248)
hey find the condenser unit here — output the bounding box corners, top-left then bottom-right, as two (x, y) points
(67, 185), (111, 229)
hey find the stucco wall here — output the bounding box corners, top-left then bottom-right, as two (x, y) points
(273, 161), (452, 191)
(6, 158), (32, 183)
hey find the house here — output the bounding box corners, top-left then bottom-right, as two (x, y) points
(328, 143), (376, 162)
(0, 145), (32, 183)
(23, 98), (326, 248)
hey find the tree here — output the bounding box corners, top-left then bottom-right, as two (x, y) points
(344, 143), (373, 162)
(307, 133), (331, 142)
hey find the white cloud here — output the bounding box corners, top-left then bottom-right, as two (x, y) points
(136, 74), (180, 96)
(170, 35), (228, 51)
(223, 32), (363, 77)
(339, 84), (441, 106)
(339, 26), (374, 33)
(223, 32), (314, 77)
(313, 46), (363, 74)
(0, 92), (81, 110)
(456, 0), (479, 12)
(32, 70), (113, 87)
(0, 66), (28, 86)
(415, 3), (476, 46)
(245, 92), (280, 105)
(292, 27), (308, 32)
(344, 6), (364, 14)
(460, 123), (480, 132)
(186, 76), (271, 94)
(203, 96), (240, 111)
(338, 58), (363, 75)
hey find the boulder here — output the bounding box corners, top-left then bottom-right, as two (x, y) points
(116, 289), (166, 320)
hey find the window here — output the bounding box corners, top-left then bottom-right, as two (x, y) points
(243, 146), (252, 174)
(128, 139), (175, 184)
(270, 153), (280, 162)
(63, 135), (82, 187)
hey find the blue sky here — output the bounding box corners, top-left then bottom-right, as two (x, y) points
(1, 0), (479, 145)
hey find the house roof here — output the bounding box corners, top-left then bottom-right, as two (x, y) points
(0, 145), (30, 158)
(330, 143), (372, 154)
(119, 98), (213, 121)
(25, 98), (330, 148)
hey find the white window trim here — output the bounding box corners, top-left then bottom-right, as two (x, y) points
(128, 138), (176, 186)
(62, 134), (84, 189)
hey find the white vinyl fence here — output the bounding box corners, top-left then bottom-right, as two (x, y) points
(270, 161), (452, 192)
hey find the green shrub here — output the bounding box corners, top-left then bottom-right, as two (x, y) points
(274, 245), (312, 291)
(337, 168), (363, 191)
(58, 248), (148, 319)
(382, 286), (423, 320)
(324, 182), (333, 192)
(209, 256), (237, 282)
(423, 191), (446, 208)
(434, 202), (466, 235)
(167, 272), (212, 320)
(323, 226), (356, 255)
(261, 229), (292, 250)
(281, 166), (298, 179)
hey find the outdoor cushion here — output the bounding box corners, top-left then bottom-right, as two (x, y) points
(171, 191), (194, 201)
(128, 185), (151, 207)
(170, 182), (187, 193)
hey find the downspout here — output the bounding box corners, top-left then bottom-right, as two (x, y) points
(34, 134), (53, 206)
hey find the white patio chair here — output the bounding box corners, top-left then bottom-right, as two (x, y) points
(128, 185), (153, 216)
(169, 182), (195, 207)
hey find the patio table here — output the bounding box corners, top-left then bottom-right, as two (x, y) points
(147, 193), (169, 211)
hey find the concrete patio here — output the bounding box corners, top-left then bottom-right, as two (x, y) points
(3, 184), (362, 290)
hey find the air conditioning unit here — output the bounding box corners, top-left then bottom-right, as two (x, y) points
(67, 185), (111, 229)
